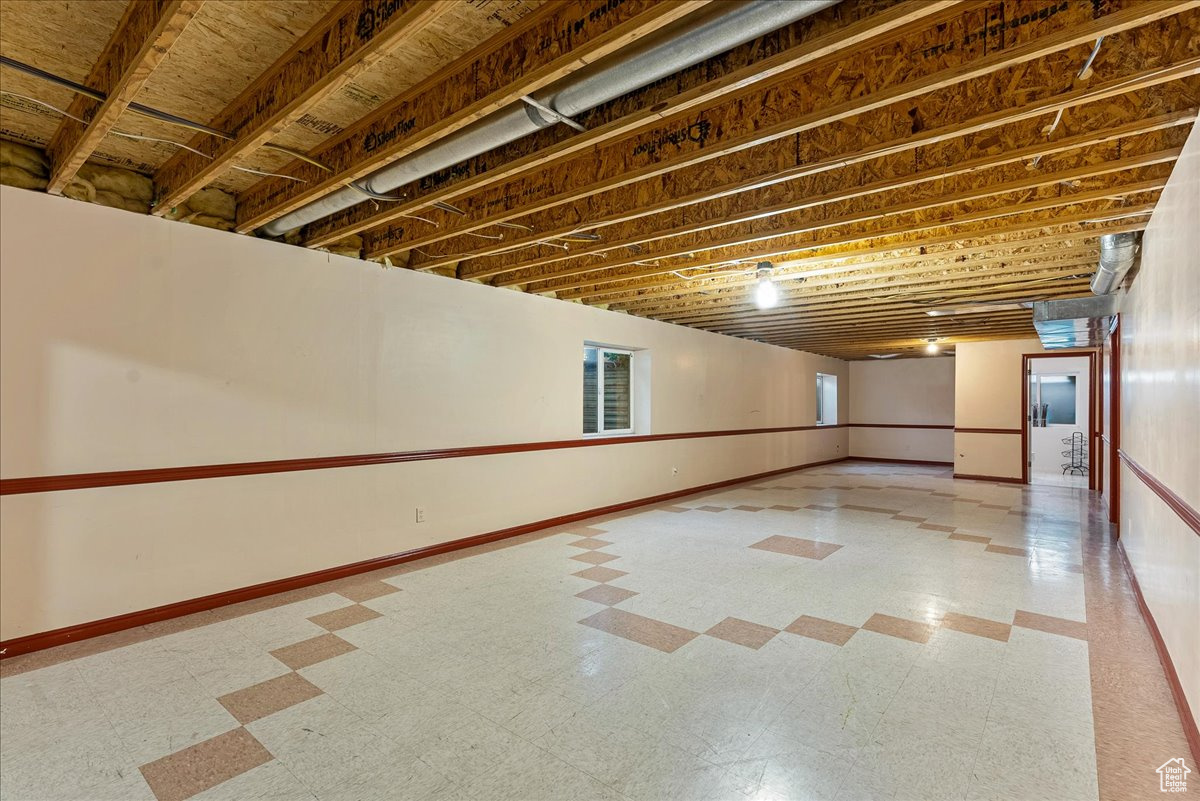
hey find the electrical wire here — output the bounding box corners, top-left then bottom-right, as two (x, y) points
(1029, 38), (1105, 169)
(1, 89), (306, 183)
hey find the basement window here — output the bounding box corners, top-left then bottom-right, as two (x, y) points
(816, 373), (838, 426)
(584, 345), (634, 435)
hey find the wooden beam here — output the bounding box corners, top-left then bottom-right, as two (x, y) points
(365, 1), (1199, 261)
(300, 0), (963, 247)
(657, 265), (1098, 329)
(619, 249), (1102, 318)
(490, 122), (1190, 287)
(557, 215), (1151, 302)
(695, 285), (1095, 342)
(575, 234), (1118, 307)
(233, 0), (709, 232)
(45, 0), (204, 194)
(151, 0), (453, 214)
(515, 160), (1174, 295)
(444, 63), (1200, 277)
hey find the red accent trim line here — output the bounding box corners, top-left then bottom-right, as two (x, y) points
(953, 427), (1022, 435)
(0, 456), (848, 659)
(845, 457), (953, 466)
(1118, 450), (1200, 536)
(1117, 539), (1200, 765)
(1110, 319), (1122, 528)
(847, 423), (954, 430)
(0, 424), (849, 496)
(952, 473), (1025, 484)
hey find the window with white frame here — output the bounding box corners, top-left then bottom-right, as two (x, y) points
(583, 345), (633, 435)
(816, 373), (838, 426)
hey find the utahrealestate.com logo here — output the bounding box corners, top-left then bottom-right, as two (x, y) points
(1157, 758), (1191, 793)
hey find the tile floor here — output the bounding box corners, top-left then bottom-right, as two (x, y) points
(0, 462), (1191, 801)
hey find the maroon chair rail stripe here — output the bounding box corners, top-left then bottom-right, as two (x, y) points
(0, 424), (848, 495)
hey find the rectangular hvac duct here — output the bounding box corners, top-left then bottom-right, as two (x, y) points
(1032, 295), (1119, 349)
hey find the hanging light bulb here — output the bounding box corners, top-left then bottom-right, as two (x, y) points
(754, 262), (778, 309)
(925, 338), (941, 354)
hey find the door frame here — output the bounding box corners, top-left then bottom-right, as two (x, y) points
(1021, 350), (1099, 489)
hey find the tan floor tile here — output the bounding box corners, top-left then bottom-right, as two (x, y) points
(705, 617), (779, 650)
(985, 544), (1028, 557)
(139, 727), (272, 801)
(578, 608), (699, 653)
(336, 580), (401, 603)
(570, 551), (621, 565)
(861, 613), (936, 644)
(307, 604), (382, 632)
(892, 514), (926, 523)
(269, 633), (356, 670)
(565, 525), (609, 535)
(696, 505), (727, 512)
(770, 504), (803, 511)
(940, 612), (1012, 642)
(842, 504), (901, 515)
(658, 505), (692, 513)
(572, 565), (629, 583)
(948, 532), (991, 545)
(733, 505), (766, 512)
(569, 537), (614, 550)
(785, 615), (859, 646)
(750, 535), (843, 561)
(218, 672), (323, 725)
(805, 504), (838, 512)
(980, 503), (1011, 510)
(1013, 610), (1089, 641)
(918, 522), (957, 533)
(575, 584), (639, 606)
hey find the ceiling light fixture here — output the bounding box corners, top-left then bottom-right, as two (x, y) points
(925, 338), (941, 354)
(754, 261), (778, 309)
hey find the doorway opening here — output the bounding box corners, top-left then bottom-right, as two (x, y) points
(1024, 354), (1094, 489)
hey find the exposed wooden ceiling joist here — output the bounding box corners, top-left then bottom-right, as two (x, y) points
(616, 249), (1102, 318)
(429, 59), (1200, 278)
(232, 0), (709, 232)
(475, 101), (1196, 283)
(571, 232), (1129, 309)
(150, 0), (455, 214)
(517, 175), (1167, 299)
(679, 269), (1096, 331)
(492, 126), (1187, 290)
(363, 0), (1197, 263)
(44, 0), (205, 194)
(300, 0), (962, 247)
(554, 215), (1151, 303)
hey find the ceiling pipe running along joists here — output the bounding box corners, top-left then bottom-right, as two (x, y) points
(1090, 231), (1139, 295)
(258, 0), (840, 238)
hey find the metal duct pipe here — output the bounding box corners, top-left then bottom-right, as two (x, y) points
(260, 0), (839, 237)
(1090, 232), (1139, 295)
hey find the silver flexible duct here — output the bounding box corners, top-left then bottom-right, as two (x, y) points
(260, 0), (839, 237)
(1090, 232), (1139, 295)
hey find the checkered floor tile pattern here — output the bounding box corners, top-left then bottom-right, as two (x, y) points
(0, 462), (1190, 800)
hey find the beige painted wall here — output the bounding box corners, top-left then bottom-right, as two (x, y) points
(849, 357), (954, 462)
(0, 187), (849, 640)
(953, 338), (1045, 478)
(1118, 121), (1200, 725)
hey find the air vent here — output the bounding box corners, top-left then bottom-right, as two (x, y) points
(1032, 295), (1119, 349)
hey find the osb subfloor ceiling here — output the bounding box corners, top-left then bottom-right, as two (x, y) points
(1, 0), (1197, 359)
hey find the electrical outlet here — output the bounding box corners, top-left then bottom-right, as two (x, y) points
(415, 508), (425, 523)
